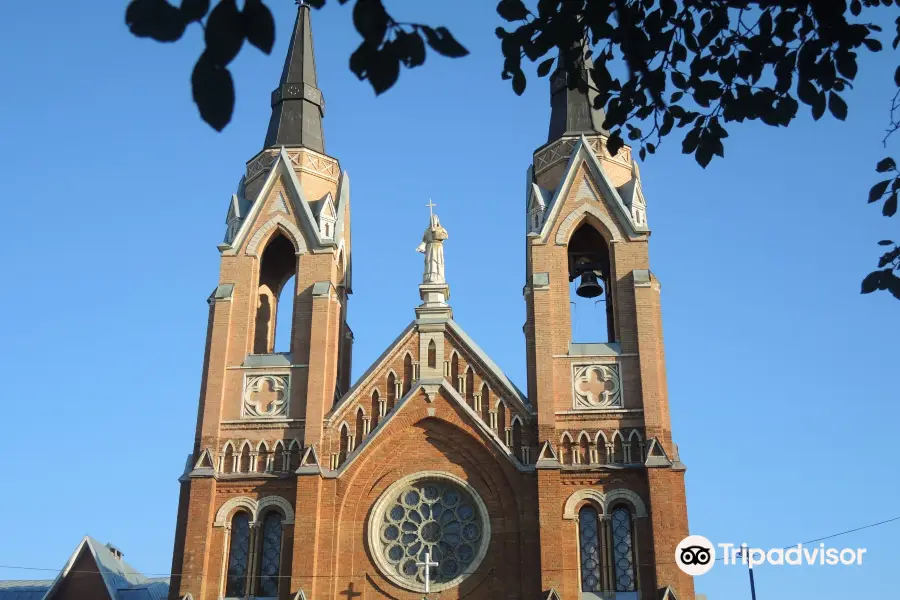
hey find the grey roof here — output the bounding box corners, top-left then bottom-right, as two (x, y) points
(4, 536), (171, 600)
(547, 43), (609, 143)
(0, 581), (51, 600)
(263, 4), (326, 152)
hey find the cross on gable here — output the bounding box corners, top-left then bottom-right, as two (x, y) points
(575, 368), (614, 404)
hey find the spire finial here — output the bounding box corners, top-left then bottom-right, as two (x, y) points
(426, 198), (437, 220)
(546, 41), (608, 143)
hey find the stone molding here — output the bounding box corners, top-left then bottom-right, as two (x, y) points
(562, 487), (648, 519)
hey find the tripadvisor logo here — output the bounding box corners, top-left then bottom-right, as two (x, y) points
(676, 535), (867, 576)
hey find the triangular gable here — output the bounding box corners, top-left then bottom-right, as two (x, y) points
(446, 320), (529, 411)
(545, 588), (562, 600)
(269, 191), (291, 215)
(644, 438), (673, 467)
(319, 192), (336, 219)
(292, 590), (307, 600)
(659, 586), (678, 600)
(535, 441), (560, 469)
(41, 537), (147, 600)
(193, 448), (215, 470)
(222, 147), (335, 256)
(296, 445), (321, 475)
(536, 135), (649, 245)
(332, 380), (531, 477)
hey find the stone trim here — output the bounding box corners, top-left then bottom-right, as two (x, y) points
(562, 487), (648, 519)
(214, 495), (295, 527)
(245, 214), (307, 257)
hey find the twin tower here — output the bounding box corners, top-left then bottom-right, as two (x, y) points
(168, 6), (695, 600)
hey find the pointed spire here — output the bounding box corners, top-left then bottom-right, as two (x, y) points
(263, 3), (326, 153)
(547, 43), (608, 143)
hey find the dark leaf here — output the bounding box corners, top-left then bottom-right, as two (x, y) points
(606, 131), (625, 157)
(682, 126), (701, 154)
(353, 0), (389, 43)
(537, 57), (554, 77)
(390, 30), (426, 68)
(812, 91), (826, 120)
(879, 246), (900, 267)
(349, 41), (377, 79)
(497, 0), (529, 22)
(422, 26), (469, 58)
(797, 79), (818, 106)
(180, 0), (209, 22)
(884, 191), (898, 216)
(860, 270), (884, 294)
(863, 38), (883, 52)
(205, 0), (244, 65)
(192, 53), (234, 130)
(895, 65), (900, 87)
(512, 70), (526, 95)
(870, 179), (891, 202)
(828, 92), (848, 120)
(836, 51), (858, 80)
(243, 0), (274, 54)
(878, 240), (895, 245)
(126, 0), (186, 42)
(876, 157), (896, 172)
(639, 147), (646, 161)
(850, 0), (862, 16)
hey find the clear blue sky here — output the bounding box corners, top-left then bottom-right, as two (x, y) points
(1, 1), (897, 598)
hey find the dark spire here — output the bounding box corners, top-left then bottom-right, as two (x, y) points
(263, 4), (326, 153)
(547, 45), (608, 143)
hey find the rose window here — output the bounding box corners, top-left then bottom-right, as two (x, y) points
(369, 473), (490, 593)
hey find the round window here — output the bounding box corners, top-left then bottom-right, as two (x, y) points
(368, 472), (491, 593)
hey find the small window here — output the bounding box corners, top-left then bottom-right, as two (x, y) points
(225, 512), (251, 597)
(578, 505), (603, 593)
(255, 511), (283, 597)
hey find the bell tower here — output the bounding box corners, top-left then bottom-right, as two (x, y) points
(524, 48), (695, 599)
(169, 5), (353, 599)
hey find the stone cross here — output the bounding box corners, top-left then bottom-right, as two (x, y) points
(426, 198), (437, 219)
(416, 550), (439, 593)
(252, 379), (283, 414)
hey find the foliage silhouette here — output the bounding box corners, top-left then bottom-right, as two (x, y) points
(125, 0), (900, 300)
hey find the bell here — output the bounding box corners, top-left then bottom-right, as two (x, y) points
(576, 271), (603, 298)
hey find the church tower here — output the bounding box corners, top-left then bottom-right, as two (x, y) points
(168, 14), (695, 599)
(169, 5), (354, 598)
(523, 48), (694, 598)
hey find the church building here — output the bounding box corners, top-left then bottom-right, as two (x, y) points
(167, 6), (695, 600)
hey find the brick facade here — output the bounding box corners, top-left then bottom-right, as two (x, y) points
(168, 11), (694, 600)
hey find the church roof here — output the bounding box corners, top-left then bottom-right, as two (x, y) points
(263, 4), (325, 152)
(0, 537), (169, 600)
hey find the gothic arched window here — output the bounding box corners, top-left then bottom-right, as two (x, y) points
(465, 368), (475, 409)
(567, 222), (615, 343)
(254, 233), (297, 354)
(611, 506), (637, 592)
(255, 511), (283, 597)
(386, 373), (396, 411)
(403, 354), (413, 394)
(225, 512), (251, 597)
(355, 407), (366, 444)
(578, 505), (603, 593)
(427, 339), (436, 369)
(450, 353), (459, 391)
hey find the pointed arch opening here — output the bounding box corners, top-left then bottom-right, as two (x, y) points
(256, 441), (270, 473)
(288, 440), (302, 471)
(450, 353), (460, 391)
(512, 417), (523, 459)
(222, 442), (235, 474)
(567, 221), (615, 343)
(465, 367), (475, 409)
(254, 232), (298, 354)
(403, 353), (413, 394)
(372, 388), (382, 424)
(628, 430), (643, 465)
(480, 384), (491, 423)
(338, 423), (351, 464)
(496, 400), (507, 440)
(612, 431), (625, 464)
(355, 406), (366, 444)
(273, 441), (286, 472)
(239, 441), (252, 473)
(427, 339), (437, 369)
(560, 432), (574, 466)
(577, 431), (591, 464)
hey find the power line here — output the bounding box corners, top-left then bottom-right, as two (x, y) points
(0, 515), (896, 579)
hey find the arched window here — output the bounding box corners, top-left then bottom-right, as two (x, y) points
(222, 443), (235, 474)
(512, 418), (523, 458)
(225, 511), (251, 597)
(273, 441), (285, 472)
(578, 505), (603, 594)
(596, 433), (609, 465)
(339, 424), (350, 464)
(578, 433), (591, 464)
(288, 440), (302, 471)
(629, 432), (643, 465)
(496, 401), (507, 439)
(481, 384), (491, 422)
(403, 354), (413, 394)
(371, 389), (381, 425)
(611, 506), (637, 592)
(427, 339), (437, 369)
(254, 233), (297, 354)
(255, 511), (283, 597)
(239, 443), (252, 473)
(386, 373), (396, 411)
(465, 368), (475, 409)
(560, 434), (574, 465)
(450, 353), (460, 391)
(567, 223), (615, 343)
(355, 407), (365, 444)
(257, 442), (270, 473)
(613, 433), (625, 464)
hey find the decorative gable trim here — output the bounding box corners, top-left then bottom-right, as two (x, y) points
(545, 588), (562, 600)
(331, 380), (533, 478)
(221, 147), (337, 256)
(535, 136), (649, 246)
(659, 585), (678, 600)
(292, 591), (308, 600)
(245, 213), (307, 257)
(296, 445), (322, 475)
(645, 438), (673, 468)
(535, 441), (560, 469)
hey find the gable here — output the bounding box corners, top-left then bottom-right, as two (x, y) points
(535, 136), (649, 245)
(44, 542), (112, 600)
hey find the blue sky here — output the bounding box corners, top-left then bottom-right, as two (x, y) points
(1, 1), (898, 598)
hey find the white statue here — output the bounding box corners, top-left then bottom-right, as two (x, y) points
(416, 204), (448, 285)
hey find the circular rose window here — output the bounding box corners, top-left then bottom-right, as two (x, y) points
(368, 472), (491, 593)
